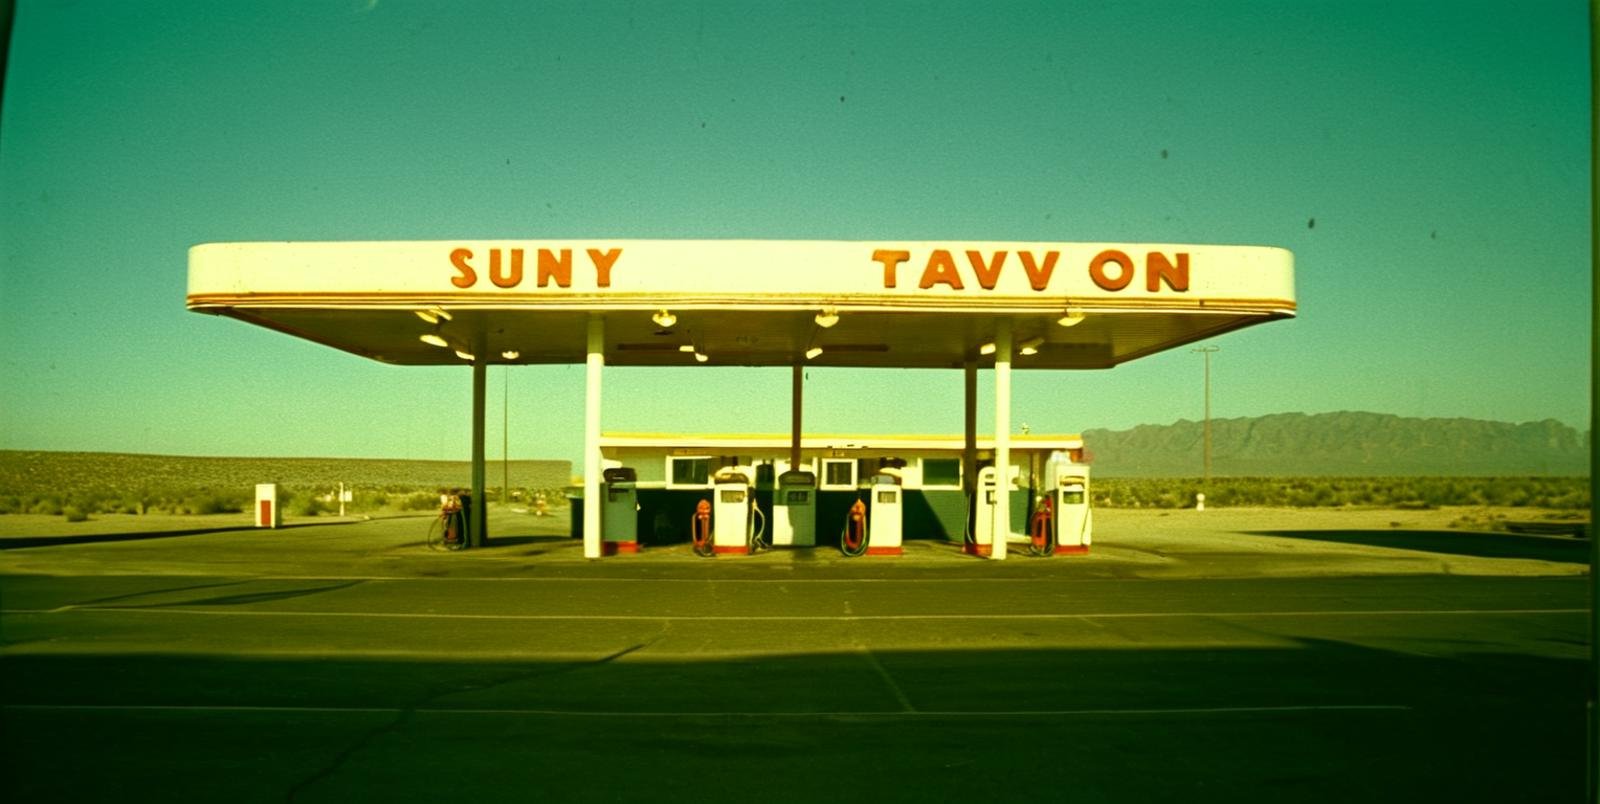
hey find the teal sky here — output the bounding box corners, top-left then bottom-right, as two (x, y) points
(0, 0), (1591, 465)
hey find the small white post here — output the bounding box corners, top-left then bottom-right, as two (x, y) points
(1196, 492), (1206, 512)
(339, 482), (346, 518)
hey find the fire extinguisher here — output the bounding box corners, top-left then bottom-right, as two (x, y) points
(1028, 495), (1056, 556)
(690, 499), (714, 557)
(840, 498), (868, 557)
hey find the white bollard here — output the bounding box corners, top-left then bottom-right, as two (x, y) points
(1196, 492), (1206, 512)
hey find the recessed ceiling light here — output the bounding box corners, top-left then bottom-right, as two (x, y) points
(501, 350), (520, 360)
(454, 350), (475, 361)
(694, 352), (708, 363)
(814, 308), (839, 328)
(1057, 310), (1085, 327)
(979, 342), (996, 355)
(678, 344), (697, 353)
(805, 346), (824, 360)
(652, 309), (677, 328)
(1019, 337), (1044, 356)
(420, 333), (449, 348)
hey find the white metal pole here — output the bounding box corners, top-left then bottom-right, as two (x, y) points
(471, 356), (487, 548)
(963, 359), (977, 497)
(583, 314), (604, 559)
(992, 320), (1012, 561)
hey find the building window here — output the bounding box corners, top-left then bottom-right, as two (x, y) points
(821, 459), (856, 490)
(667, 456), (711, 488)
(921, 458), (962, 489)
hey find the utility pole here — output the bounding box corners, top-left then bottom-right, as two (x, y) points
(1192, 346), (1219, 484)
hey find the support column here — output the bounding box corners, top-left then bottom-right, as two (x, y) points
(471, 357), (487, 548)
(583, 315), (604, 559)
(963, 359), (977, 498)
(991, 320), (1012, 561)
(791, 363), (803, 470)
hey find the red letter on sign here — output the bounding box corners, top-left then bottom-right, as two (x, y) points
(872, 249), (911, 288)
(537, 249), (572, 288)
(1146, 252), (1189, 292)
(588, 248), (621, 287)
(1089, 250), (1134, 291)
(450, 248), (477, 289)
(920, 250), (964, 290)
(1018, 251), (1058, 291)
(490, 249), (524, 289)
(966, 251), (1005, 290)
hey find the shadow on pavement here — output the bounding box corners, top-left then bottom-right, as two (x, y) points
(0, 639), (1584, 803)
(1243, 528), (1590, 563)
(0, 520), (362, 551)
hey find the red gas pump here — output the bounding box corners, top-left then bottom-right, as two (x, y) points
(690, 499), (714, 557)
(840, 499), (868, 557)
(429, 491), (469, 551)
(1028, 495), (1056, 556)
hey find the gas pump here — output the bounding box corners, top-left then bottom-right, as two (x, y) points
(866, 471), (903, 556)
(710, 468), (767, 555)
(841, 470), (903, 557)
(1042, 454), (1092, 554)
(601, 467), (640, 554)
(771, 470), (817, 547)
(971, 466), (1026, 556)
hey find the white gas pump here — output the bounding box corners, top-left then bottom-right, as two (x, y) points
(601, 467), (639, 554)
(972, 465), (1026, 556)
(1043, 455), (1092, 554)
(866, 471), (903, 556)
(711, 469), (767, 555)
(772, 470), (816, 547)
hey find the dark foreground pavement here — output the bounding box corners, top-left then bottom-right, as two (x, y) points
(0, 511), (1589, 802)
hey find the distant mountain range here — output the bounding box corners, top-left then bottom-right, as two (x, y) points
(1081, 412), (1591, 477)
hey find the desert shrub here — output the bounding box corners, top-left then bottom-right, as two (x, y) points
(399, 492), (440, 511)
(28, 496), (62, 516)
(1090, 476), (1588, 509)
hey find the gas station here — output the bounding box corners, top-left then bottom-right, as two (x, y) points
(186, 239), (1295, 559)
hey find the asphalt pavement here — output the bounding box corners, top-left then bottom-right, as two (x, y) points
(0, 507), (1589, 803)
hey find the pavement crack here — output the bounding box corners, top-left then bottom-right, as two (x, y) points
(858, 647), (917, 713)
(284, 642), (652, 802)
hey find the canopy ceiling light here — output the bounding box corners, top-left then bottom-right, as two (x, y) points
(1018, 337), (1045, 356)
(415, 307), (453, 324)
(694, 352), (709, 363)
(500, 350), (520, 360)
(651, 309), (677, 328)
(678, 344), (696, 353)
(1056, 309), (1085, 327)
(978, 342), (996, 355)
(814, 307), (839, 328)
(454, 350), (476, 361)
(805, 346), (824, 360)
(419, 333), (449, 348)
